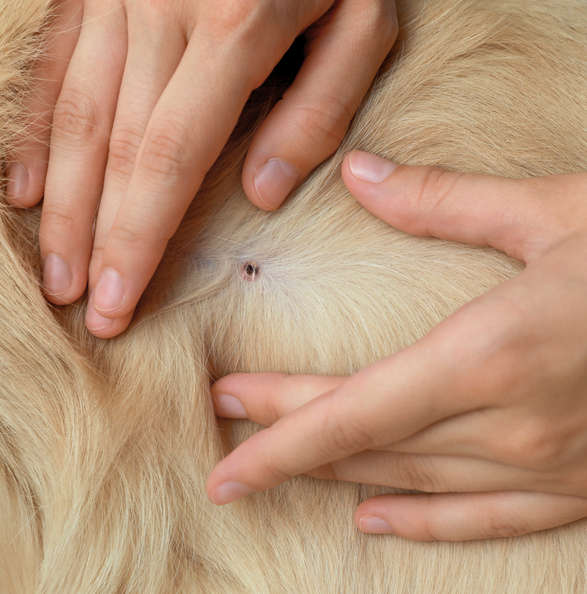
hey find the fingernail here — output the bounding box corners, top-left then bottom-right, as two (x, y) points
(348, 151), (397, 183)
(43, 253), (72, 296)
(358, 515), (392, 534)
(214, 394), (247, 418)
(94, 267), (124, 313)
(254, 158), (299, 208)
(85, 303), (114, 333)
(7, 162), (29, 202)
(211, 481), (254, 505)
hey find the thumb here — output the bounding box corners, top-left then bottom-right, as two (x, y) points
(341, 151), (568, 262)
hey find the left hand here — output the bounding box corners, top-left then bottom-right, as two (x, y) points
(206, 151), (587, 541)
(6, 0), (397, 338)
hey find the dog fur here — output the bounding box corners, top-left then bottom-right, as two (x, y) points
(0, 0), (586, 591)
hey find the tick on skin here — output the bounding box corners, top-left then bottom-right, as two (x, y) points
(241, 262), (260, 281)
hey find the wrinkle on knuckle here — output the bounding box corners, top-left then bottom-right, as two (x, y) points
(139, 123), (186, 181)
(393, 457), (444, 492)
(143, 0), (175, 15)
(484, 508), (527, 538)
(414, 168), (465, 234)
(205, 0), (266, 38)
(292, 97), (352, 154)
(53, 88), (101, 144)
(320, 407), (373, 459)
(109, 223), (169, 250)
(41, 205), (77, 236)
(108, 126), (144, 180)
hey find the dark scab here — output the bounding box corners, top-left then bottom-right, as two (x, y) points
(241, 262), (260, 282)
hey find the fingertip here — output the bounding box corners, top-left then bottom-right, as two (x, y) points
(213, 393), (248, 419)
(92, 267), (126, 316)
(244, 156), (300, 211)
(355, 495), (435, 541)
(356, 515), (394, 535)
(42, 253), (88, 306)
(5, 159), (47, 208)
(345, 150), (398, 184)
(341, 151), (403, 217)
(85, 299), (132, 338)
(207, 480), (255, 506)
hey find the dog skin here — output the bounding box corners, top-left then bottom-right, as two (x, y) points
(0, 0), (586, 592)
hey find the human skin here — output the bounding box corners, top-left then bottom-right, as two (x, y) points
(207, 150), (587, 542)
(5, 0), (397, 338)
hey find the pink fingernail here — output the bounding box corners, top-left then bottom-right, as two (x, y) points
(43, 253), (72, 296)
(348, 151), (397, 183)
(358, 515), (392, 534)
(7, 162), (29, 203)
(211, 481), (254, 505)
(214, 394), (247, 418)
(94, 267), (124, 313)
(254, 158), (299, 208)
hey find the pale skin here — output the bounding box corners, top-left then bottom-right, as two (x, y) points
(207, 151), (587, 542)
(6, 0), (398, 337)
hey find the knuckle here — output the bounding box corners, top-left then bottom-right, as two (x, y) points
(143, 0), (175, 14)
(504, 417), (562, 471)
(109, 222), (169, 250)
(107, 126), (144, 180)
(359, 1), (399, 44)
(484, 507), (527, 539)
(129, 0), (193, 33)
(292, 97), (353, 154)
(41, 204), (76, 236)
(414, 168), (464, 227)
(53, 88), (101, 143)
(393, 458), (444, 492)
(457, 298), (532, 403)
(139, 122), (187, 181)
(205, 0), (266, 38)
(320, 409), (373, 458)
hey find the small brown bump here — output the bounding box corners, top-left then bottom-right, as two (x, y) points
(241, 262), (260, 281)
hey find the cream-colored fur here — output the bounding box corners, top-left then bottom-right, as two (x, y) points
(0, 0), (586, 592)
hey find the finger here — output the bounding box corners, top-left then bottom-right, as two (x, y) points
(85, 291), (132, 339)
(206, 306), (493, 505)
(210, 375), (532, 478)
(6, 0), (82, 207)
(40, 2), (126, 304)
(307, 450), (541, 493)
(242, 0), (398, 210)
(211, 372), (345, 422)
(89, 23), (298, 335)
(355, 491), (587, 541)
(341, 151), (579, 262)
(85, 10), (187, 335)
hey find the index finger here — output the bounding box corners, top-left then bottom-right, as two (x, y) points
(206, 297), (500, 505)
(87, 24), (292, 333)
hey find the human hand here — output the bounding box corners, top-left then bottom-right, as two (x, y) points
(206, 151), (587, 541)
(6, 1), (397, 338)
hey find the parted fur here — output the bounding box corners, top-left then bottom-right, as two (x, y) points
(0, 0), (586, 592)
